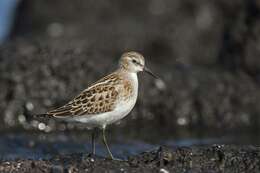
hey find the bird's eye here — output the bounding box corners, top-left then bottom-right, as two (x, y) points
(132, 59), (137, 64)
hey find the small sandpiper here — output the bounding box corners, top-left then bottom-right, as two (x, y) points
(37, 51), (157, 160)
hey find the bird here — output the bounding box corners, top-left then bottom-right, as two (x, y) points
(36, 51), (157, 160)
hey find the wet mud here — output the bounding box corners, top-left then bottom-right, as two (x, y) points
(0, 145), (259, 173)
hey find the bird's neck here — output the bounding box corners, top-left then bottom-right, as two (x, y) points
(117, 68), (138, 88)
(118, 67), (137, 76)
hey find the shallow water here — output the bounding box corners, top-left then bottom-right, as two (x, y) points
(0, 131), (259, 160)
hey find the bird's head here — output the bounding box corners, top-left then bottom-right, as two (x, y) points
(119, 51), (157, 78)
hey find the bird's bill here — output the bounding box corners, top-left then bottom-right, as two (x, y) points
(144, 66), (158, 79)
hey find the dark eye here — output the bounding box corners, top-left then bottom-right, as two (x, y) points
(132, 59), (137, 63)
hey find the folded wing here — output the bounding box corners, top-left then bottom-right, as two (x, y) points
(47, 78), (120, 118)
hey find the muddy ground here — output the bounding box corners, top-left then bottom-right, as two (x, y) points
(0, 145), (259, 173)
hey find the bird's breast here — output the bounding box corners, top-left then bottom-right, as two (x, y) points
(115, 72), (138, 115)
(120, 72), (138, 101)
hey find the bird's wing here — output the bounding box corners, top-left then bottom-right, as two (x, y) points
(47, 73), (121, 118)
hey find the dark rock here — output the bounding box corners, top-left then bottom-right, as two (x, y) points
(1, 0), (260, 145)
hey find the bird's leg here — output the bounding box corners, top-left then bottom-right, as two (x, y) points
(91, 128), (97, 155)
(102, 127), (115, 160)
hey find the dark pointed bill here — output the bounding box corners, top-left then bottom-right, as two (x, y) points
(144, 66), (159, 79)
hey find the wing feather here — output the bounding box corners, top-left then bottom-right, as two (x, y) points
(46, 73), (121, 118)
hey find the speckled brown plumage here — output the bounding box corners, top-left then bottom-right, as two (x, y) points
(46, 72), (131, 118)
(122, 80), (134, 101)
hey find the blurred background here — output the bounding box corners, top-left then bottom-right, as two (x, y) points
(0, 0), (260, 159)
